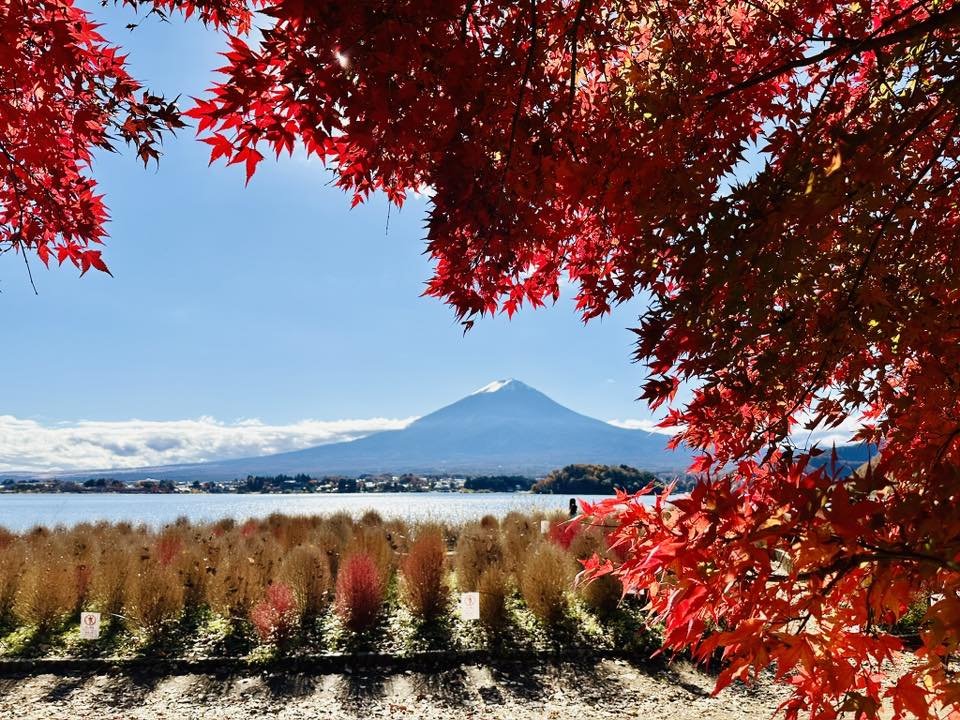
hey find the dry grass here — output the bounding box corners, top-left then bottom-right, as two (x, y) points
(0, 537), (25, 621)
(124, 562), (185, 636)
(14, 539), (77, 631)
(477, 564), (510, 630)
(205, 535), (279, 619)
(578, 572), (622, 618)
(519, 542), (574, 624)
(278, 545), (331, 618)
(91, 540), (135, 616)
(454, 524), (504, 591)
(502, 512), (537, 576)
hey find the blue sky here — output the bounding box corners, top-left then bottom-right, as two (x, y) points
(0, 3), (669, 472)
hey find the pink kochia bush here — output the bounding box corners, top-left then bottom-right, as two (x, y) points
(335, 553), (384, 632)
(250, 582), (299, 644)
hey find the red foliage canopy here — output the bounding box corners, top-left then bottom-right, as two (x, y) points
(5, 1), (960, 717)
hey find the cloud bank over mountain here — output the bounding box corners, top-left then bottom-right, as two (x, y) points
(0, 415), (416, 473)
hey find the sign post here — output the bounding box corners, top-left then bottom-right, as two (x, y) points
(79, 612), (101, 640)
(459, 592), (480, 621)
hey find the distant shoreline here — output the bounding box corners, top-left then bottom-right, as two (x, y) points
(1, 464), (693, 497)
(0, 487), (518, 496)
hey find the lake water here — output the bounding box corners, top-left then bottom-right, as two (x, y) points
(0, 492), (629, 532)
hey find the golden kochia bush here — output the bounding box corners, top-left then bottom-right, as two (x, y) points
(400, 529), (449, 618)
(277, 545), (331, 619)
(577, 572), (622, 618)
(264, 513), (319, 550)
(501, 512), (537, 577)
(567, 524), (605, 561)
(455, 524), (504, 591)
(14, 539), (78, 631)
(477, 564), (510, 631)
(177, 539), (211, 609)
(124, 562), (185, 635)
(205, 536), (280, 619)
(61, 524), (97, 614)
(519, 542), (575, 625)
(91, 541), (135, 617)
(384, 518), (412, 557)
(0, 537), (25, 622)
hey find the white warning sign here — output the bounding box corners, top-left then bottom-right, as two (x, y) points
(80, 612), (101, 640)
(459, 592), (480, 621)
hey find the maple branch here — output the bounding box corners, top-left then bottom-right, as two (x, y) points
(932, 425), (960, 469)
(859, 543), (960, 571)
(765, 541), (960, 585)
(503, 0), (538, 181)
(20, 243), (38, 295)
(460, 1), (472, 42)
(568, 0), (587, 116)
(0, 138), (61, 214)
(845, 111), (960, 309)
(708, 4), (960, 100)
(752, 351), (832, 449)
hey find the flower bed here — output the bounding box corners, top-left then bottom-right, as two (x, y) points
(0, 511), (659, 663)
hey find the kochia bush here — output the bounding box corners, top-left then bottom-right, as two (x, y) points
(335, 553), (384, 633)
(400, 530), (449, 618)
(278, 545), (331, 619)
(250, 582), (299, 644)
(519, 542), (573, 625)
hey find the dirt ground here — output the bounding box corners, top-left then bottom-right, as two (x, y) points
(0, 658), (789, 719)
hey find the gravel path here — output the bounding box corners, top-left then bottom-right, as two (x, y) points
(0, 659), (788, 719)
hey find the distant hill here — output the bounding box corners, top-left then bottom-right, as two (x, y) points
(532, 464), (663, 494)
(44, 380), (693, 481)
(810, 442), (880, 474)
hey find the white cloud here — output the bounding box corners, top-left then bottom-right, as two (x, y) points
(607, 418), (674, 435)
(790, 414), (865, 449)
(608, 415), (866, 447)
(0, 415), (417, 474)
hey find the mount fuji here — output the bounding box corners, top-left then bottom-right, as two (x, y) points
(52, 380), (692, 480)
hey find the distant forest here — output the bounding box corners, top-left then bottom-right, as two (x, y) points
(530, 464), (668, 495)
(462, 475), (532, 492)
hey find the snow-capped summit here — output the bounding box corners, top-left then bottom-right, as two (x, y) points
(471, 378), (526, 394)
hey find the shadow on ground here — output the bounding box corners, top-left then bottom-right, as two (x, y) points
(0, 657), (670, 716)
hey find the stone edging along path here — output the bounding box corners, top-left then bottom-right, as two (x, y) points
(0, 647), (657, 677)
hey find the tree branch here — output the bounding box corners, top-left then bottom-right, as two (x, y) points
(708, 4), (960, 101)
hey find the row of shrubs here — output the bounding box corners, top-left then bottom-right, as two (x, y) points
(0, 510), (627, 647)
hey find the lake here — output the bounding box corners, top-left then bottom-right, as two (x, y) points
(0, 492), (632, 531)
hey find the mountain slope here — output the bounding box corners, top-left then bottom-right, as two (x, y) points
(53, 380), (691, 480)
